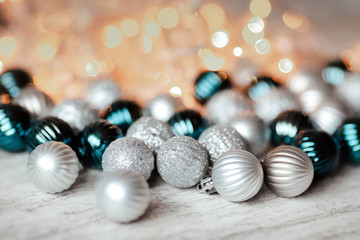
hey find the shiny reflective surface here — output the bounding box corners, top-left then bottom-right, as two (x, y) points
(0, 69), (34, 98)
(168, 109), (209, 139)
(293, 130), (339, 178)
(322, 59), (348, 86)
(78, 120), (123, 170)
(247, 76), (280, 101)
(0, 104), (31, 152)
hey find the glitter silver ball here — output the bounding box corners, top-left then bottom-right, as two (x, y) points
(126, 116), (174, 154)
(263, 145), (314, 197)
(86, 79), (122, 110)
(27, 141), (80, 193)
(157, 136), (209, 188)
(96, 169), (150, 223)
(13, 86), (54, 116)
(212, 149), (263, 202)
(227, 110), (270, 157)
(254, 88), (300, 123)
(102, 137), (154, 180)
(147, 94), (183, 122)
(198, 125), (250, 165)
(205, 89), (252, 124)
(51, 98), (99, 132)
(336, 72), (360, 116)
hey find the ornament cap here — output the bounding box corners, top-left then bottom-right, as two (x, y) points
(197, 177), (216, 194)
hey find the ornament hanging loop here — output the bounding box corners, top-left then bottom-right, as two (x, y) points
(197, 177), (217, 194)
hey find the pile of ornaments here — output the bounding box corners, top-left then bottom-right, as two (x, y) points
(1, 60), (360, 223)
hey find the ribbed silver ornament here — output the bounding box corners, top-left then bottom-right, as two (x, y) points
(263, 145), (314, 197)
(212, 149), (263, 202)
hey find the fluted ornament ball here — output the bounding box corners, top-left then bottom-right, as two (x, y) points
(263, 145), (314, 197)
(198, 125), (250, 164)
(77, 121), (123, 170)
(0, 69), (34, 98)
(126, 117), (174, 154)
(27, 141), (80, 193)
(212, 149), (263, 202)
(13, 86), (54, 116)
(0, 104), (31, 152)
(86, 79), (122, 110)
(147, 94), (183, 122)
(96, 170), (150, 223)
(51, 99), (99, 132)
(25, 116), (75, 152)
(294, 130), (339, 178)
(247, 76), (280, 101)
(102, 137), (154, 180)
(157, 136), (209, 188)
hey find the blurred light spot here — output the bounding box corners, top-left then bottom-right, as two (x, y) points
(143, 36), (153, 53)
(242, 25), (264, 44)
(103, 25), (122, 48)
(107, 183), (124, 200)
(250, 0), (272, 18)
(211, 30), (229, 48)
(199, 3), (226, 31)
(248, 17), (264, 33)
(283, 11), (304, 29)
(85, 61), (101, 77)
(121, 19), (140, 37)
(38, 42), (57, 59)
(146, 21), (161, 37)
(0, 36), (15, 57)
(233, 47), (243, 57)
(0, 61), (3, 73)
(279, 58), (293, 73)
(155, 72), (171, 84)
(255, 38), (271, 54)
(203, 55), (225, 71)
(158, 7), (179, 29)
(0, 0), (5, 2)
(170, 86), (182, 97)
(198, 48), (213, 59)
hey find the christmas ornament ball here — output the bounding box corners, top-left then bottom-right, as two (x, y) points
(247, 76), (280, 101)
(147, 94), (183, 122)
(86, 79), (122, 110)
(0, 69), (34, 98)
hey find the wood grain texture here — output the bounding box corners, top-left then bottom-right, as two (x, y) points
(1, 150), (360, 240)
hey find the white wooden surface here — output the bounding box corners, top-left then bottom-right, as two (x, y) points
(1, 150), (360, 240)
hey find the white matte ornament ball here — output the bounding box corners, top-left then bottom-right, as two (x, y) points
(27, 141), (80, 193)
(263, 145), (314, 197)
(212, 149), (263, 202)
(96, 170), (150, 223)
(102, 137), (154, 180)
(157, 136), (209, 188)
(147, 94), (183, 122)
(86, 79), (122, 110)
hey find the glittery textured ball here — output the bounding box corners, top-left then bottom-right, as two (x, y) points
(13, 86), (54, 116)
(102, 100), (142, 134)
(102, 137), (154, 180)
(247, 76), (280, 101)
(147, 94), (183, 122)
(322, 59), (348, 86)
(168, 110), (209, 139)
(0, 104), (31, 152)
(51, 99), (99, 132)
(263, 145), (314, 197)
(198, 125), (250, 164)
(25, 116), (76, 152)
(157, 136), (209, 188)
(194, 71), (232, 104)
(270, 110), (313, 145)
(96, 170), (150, 223)
(126, 117), (174, 154)
(254, 88), (300, 123)
(27, 141), (80, 193)
(293, 130), (339, 178)
(205, 89), (252, 124)
(86, 79), (122, 110)
(227, 111), (270, 157)
(77, 120), (123, 170)
(334, 118), (360, 165)
(212, 149), (263, 202)
(335, 73), (360, 115)
(0, 69), (34, 98)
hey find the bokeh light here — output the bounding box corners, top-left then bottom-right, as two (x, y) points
(211, 30), (229, 48)
(38, 42), (57, 59)
(283, 11), (304, 29)
(248, 17), (264, 33)
(233, 47), (243, 57)
(121, 19), (140, 37)
(85, 61), (101, 77)
(0, 36), (16, 56)
(199, 3), (226, 31)
(143, 36), (153, 53)
(158, 7), (179, 29)
(0, 61), (3, 73)
(146, 21), (161, 37)
(103, 25), (122, 48)
(255, 38), (271, 54)
(250, 0), (272, 18)
(242, 25), (264, 44)
(170, 86), (182, 97)
(279, 58), (293, 73)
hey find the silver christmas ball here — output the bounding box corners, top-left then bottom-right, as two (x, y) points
(27, 141), (80, 193)
(96, 170), (150, 223)
(254, 88), (300, 123)
(157, 136), (209, 188)
(336, 72), (360, 115)
(212, 149), (263, 202)
(51, 98), (99, 132)
(86, 79), (122, 110)
(198, 125), (250, 165)
(205, 89), (252, 124)
(263, 145), (314, 197)
(102, 137), (154, 180)
(13, 86), (54, 116)
(286, 70), (326, 94)
(227, 110), (270, 157)
(147, 94), (183, 122)
(126, 116), (174, 154)
(297, 88), (330, 114)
